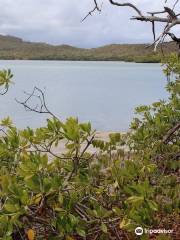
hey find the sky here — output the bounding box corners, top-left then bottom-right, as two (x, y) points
(0, 0), (179, 48)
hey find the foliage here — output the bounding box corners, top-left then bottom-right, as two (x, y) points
(0, 55), (179, 240)
(0, 69), (13, 95)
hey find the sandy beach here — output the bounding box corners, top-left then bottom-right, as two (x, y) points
(50, 131), (124, 158)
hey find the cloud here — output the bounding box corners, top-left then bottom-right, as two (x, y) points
(0, 0), (179, 47)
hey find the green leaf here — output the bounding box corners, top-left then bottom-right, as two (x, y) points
(126, 196), (144, 204)
(119, 218), (132, 230)
(112, 207), (121, 216)
(0, 117), (12, 127)
(79, 122), (91, 134)
(76, 228), (86, 237)
(4, 203), (19, 213)
(100, 223), (108, 233)
(147, 200), (158, 211)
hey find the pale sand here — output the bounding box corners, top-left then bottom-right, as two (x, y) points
(50, 131), (125, 157)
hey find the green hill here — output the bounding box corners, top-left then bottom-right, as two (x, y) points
(0, 34), (177, 62)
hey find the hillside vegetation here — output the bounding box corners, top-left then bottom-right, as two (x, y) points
(0, 35), (178, 62)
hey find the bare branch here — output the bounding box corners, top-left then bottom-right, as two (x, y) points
(15, 87), (59, 120)
(108, 0), (143, 16)
(82, 0), (101, 22)
(86, 0), (180, 52)
(131, 15), (180, 24)
(173, 0), (179, 10)
(151, 13), (156, 41)
(154, 20), (178, 50)
(80, 135), (95, 158)
(164, 6), (177, 20)
(167, 32), (180, 43)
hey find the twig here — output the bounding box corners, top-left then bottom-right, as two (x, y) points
(16, 86), (59, 120)
(82, 0), (101, 22)
(163, 122), (180, 144)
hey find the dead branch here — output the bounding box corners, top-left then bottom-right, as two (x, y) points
(173, 0), (179, 10)
(15, 86), (59, 120)
(86, 0), (180, 51)
(109, 0), (142, 16)
(167, 32), (180, 43)
(82, 0), (101, 22)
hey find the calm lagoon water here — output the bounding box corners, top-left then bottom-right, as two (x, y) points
(0, 60), (168, 131)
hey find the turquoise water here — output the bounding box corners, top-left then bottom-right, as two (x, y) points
(0, 60), (168, 131)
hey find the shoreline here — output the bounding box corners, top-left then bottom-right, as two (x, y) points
(0, 58), (161, 63)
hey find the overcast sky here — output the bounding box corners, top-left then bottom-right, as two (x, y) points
(0, 0), (179, 48)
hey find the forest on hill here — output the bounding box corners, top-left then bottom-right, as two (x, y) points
(0, 34), (178, 63)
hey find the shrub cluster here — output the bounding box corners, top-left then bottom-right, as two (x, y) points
(0, 55), (179, 240)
